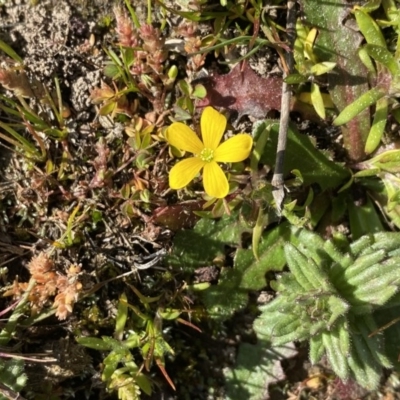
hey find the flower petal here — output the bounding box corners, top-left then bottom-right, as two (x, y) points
(214, 134), (253, 163)
(169, 157), (205, 189)
(166, 122), (204, 154)
(200, 106), (227, 150)
(203, 162), (229, 198)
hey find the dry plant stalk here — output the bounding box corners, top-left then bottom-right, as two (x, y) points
(3, 253), (82, 320)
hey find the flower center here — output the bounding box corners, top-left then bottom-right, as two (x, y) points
(199, 148), (215, 163)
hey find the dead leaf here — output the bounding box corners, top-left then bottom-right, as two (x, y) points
(196, 62), (282, 119)
(151, 200), (204, 230)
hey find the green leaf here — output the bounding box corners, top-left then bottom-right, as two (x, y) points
(374, 306), (400, 371)
(354, 9), (386, 47)
(309, 334), (325, 364)
(77, 336), (113, 351)
(348, 328), (382, 390)
(0, 39), (23, 63)
(322, 325), (349, 380)
(357, 315), (392, 368)
(284, 73), (308, 84)
(369, 149), (400, 173)
(351, 284), (398, 307)
(104, 63), (121, 79)
(192, 84), (207, 98)
(237, 222), (290, 290)
(178, 80), (191, 96)
(310, 82), (325, 119)
(327, 296), (350, 328)
(167, 213), (248, 271)
(135, 373), (152, 396)
(347, 194), (384, 239)
(284, 244), (314, 290)
(199, 264), (249, 320)
(158, 308), (181, 320)
(250, 120), (272, 171)
(115, 293), (128, 340)
(260, 122), (350, 191)
(359, 0), (381, 12)
(224, 341), (297, 400)
(358, 47), (377, 76)
(254, 305), (310, 346)
(333, 87), (385, 126)
(310, 61), (336, 76)
(346, 255), (400, 287)
(301, 0), (371, 160)
(342, 249), (386, 281)
(365, 96), (388, 154)
(364, 44), (400, 76)
(0, 358), (27, 394)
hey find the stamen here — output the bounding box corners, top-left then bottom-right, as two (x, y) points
(199, 148), (214, 163)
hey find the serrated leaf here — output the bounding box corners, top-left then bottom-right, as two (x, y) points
(322, 328), (349, 380)
(349, 235), (374, 256)
(272, 314), (302, 338)
(357, 315), (392, 368)
(347, 255), (400, 287)
(348, 330), (382, 390)
(343, 249), (387, 281)
(337, 319), (351, 355)
(309, 334), (325, 364)
(284, 244), (315, 290)
(254, 307), (311, 345)
(327, 296), (350, 328)
(351, 284), (398, 307)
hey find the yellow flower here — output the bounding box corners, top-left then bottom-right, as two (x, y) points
(165, 106), (253, 198)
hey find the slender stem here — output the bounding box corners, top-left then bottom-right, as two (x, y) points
(272, 0), (296, 212)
